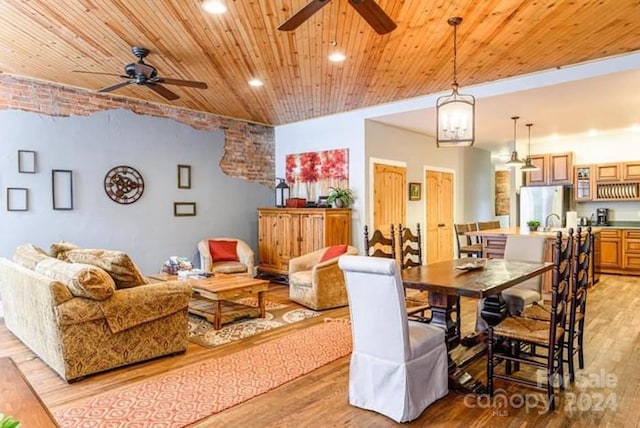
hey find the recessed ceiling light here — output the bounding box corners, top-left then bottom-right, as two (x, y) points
(248, 78), (264, 87)
(328, 52), (346, 63)
(201, 0), (227, 14)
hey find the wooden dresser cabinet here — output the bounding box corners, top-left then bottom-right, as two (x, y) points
(257, 208), (351, 276)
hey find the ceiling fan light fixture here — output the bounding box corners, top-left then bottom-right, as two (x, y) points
(328, 40), (346, 63)
(504, 116), (525, 168)
(520, 123), (540, 171)
(201, 0), (227, 14)
(436, 17), (475, 148)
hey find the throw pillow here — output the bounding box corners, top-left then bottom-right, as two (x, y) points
(320, 244), (348, 263)
(208, 240), (239, 262)
(64, 249), (149, 289)
(50, 241), (80, 260)
(35, 258), (115, 301)
(13, 243), (51, 270)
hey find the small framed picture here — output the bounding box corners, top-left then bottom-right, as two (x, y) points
(174, 202), (196, 216)
(177, 164), (191, 189)
(7, 188), (29, 211)
(409, 182), (422, 201)
(18, 150), (37, 173)
(52, 169), (74, 210)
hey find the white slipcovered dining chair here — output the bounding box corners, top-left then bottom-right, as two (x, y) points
(338, 255), (448, 423)
(475, 235), (547, 332)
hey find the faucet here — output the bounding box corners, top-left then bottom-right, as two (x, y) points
(544, 213), (561, 231)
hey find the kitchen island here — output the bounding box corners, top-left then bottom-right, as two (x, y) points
(467, 226), (600, 292)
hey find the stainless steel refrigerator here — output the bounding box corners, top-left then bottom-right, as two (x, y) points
(519, 186), (572, 228)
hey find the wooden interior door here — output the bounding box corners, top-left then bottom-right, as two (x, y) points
(425, 170), (454, 264)
(372, 163), (406, 239)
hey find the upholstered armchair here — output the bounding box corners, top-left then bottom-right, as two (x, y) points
(197, 238), (255, 277)
(288, 245), (358, 310)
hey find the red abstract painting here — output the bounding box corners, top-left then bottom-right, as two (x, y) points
(285, 149), (348, 202)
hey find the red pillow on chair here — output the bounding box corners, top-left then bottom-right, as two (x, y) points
(320, 245), (348, 263)
(208, 240), (239, 262)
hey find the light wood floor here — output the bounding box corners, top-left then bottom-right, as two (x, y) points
(1, 275), (638, 427)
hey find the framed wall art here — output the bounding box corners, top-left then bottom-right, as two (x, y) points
(7, 188), (29, 211)
(409, 182), (422, 201)
(174, 202), (196, 216)
(178, 164), (191, 189)
(18, 150), (36, 173)
(52, 169), (74, 210)
(285, 148), (348, 202)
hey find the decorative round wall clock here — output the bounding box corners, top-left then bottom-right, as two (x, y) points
(103, 165), (145, 204)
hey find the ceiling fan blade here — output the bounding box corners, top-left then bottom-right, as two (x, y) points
(147, 82), (180, 101)
(97, 80), (134, 93)
(155, 77), (208, 89)
(73, 70), (129, 78)
(278, 0), (332, 31)
(348, 0), (397, 35)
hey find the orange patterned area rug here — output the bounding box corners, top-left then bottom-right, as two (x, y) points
(53, 320), (352, 428)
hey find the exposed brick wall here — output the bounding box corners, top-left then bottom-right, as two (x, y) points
(495, 170), (511, 216)
(0, 74), (275, 188)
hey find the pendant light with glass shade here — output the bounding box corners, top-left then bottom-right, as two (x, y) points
(505, 116), (525, 168)
(436, 17), (475, 147)
(520, 123), (540, 172)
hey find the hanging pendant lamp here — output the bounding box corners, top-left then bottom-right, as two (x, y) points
(436, 17), (475, 147)
(504, 116), (525, 167)
(520, 123), (540, 172)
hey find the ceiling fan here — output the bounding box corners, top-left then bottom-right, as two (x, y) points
(74, 46), (208, 101)
(278, 0), (397, 35)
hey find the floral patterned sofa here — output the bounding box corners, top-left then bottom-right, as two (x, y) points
(0, 243), (192, 382)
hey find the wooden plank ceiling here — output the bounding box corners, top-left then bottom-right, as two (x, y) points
(0, 0), (638, 126)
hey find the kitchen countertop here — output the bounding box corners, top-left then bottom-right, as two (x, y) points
(467, 226), (601, 238)
(595, 221), (640, 229)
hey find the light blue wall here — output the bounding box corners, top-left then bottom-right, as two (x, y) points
(0, 109), (272, 273)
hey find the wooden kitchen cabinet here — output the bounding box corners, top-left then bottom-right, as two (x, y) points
(623, 230), (640, 271)
(595, 163), (622, 182)
(622, 162), (640, 180)
(574, 165), (593, 201)
(600, 229), (622, 272)
(524, 152), (573, 186)
(257, 208), (351, 277)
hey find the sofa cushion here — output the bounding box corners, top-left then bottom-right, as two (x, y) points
(289, 270), (313, 288)
(50, 241), (80, 259)
(13, 243), (51, 270)
(35, 258), (115, 301)
(208, 240), (239, 262)
(320, 244), (348, 263)
(64, 249), (149, 289)
(210, 261), (248, 274)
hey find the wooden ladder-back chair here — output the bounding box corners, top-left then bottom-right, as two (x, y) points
(487, 229), (574, 411)
(569, 226), (592, 382)
(521, 226), (592, 383)
(398, 223), (422, 269)
(454, 223), (482, 258)
(398, 223), (430, 319)
(477, 220), (501, 230)
(364, 225), (396, 259)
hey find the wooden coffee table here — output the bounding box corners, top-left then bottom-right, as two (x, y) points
(0, 357), (58, 427)
(186, 275), (270, 330)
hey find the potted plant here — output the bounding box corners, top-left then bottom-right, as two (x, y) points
(326, 186), (354, 208)
(0, 414), (20, 428)
(526, 220), (541, 232)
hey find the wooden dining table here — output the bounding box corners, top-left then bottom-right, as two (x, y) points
(402, 257), (553, 393)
